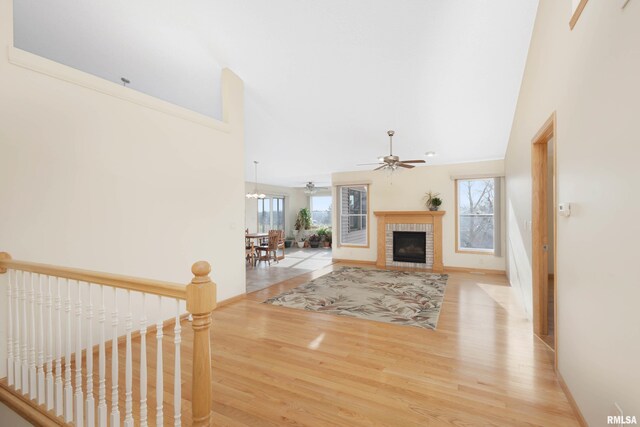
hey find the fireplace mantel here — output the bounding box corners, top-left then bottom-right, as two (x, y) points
(373, 210), (445, 272)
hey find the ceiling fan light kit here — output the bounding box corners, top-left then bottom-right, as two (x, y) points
(304, 182), (317, 194)
(358, 130), (426, 172)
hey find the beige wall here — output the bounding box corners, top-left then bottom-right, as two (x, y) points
(244, 183), (309, 237)
(0, 0), (246, 375)
(0, 402), (31, 427)
(332, 160), (505, 271)
(505, 0), (640, 424)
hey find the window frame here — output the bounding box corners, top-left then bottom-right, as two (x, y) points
(455, 178), (497, 255)
(257, 195), (285, 233)
(337, 184), (370, 248)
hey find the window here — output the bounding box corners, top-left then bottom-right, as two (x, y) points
(258, 196), (285, 232)
(338, 185), (368, 246)
(456, 178), (500, 253)
(310, 195), (332, 227)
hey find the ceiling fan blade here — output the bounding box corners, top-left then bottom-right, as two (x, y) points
(399, 160), (426, 164)
(374, 164), (388, 171)
(397, 163), (415, 169)
(358, 162), (384, 166)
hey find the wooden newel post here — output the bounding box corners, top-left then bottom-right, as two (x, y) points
(186, 261), (217, 426)
(0, 252), (10, 273)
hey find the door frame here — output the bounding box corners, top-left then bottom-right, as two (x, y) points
(531, 112), (558, 365)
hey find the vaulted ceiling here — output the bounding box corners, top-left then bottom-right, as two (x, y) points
(14, 0), (538, 187)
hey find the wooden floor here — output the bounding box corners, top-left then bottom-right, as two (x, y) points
(4, 263), (580, 426)
(208, 263), (578, 426)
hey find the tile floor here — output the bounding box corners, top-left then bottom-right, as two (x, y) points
(246, 247), (334, 293)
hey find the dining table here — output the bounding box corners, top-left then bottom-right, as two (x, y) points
(245, 232), (268, 265)
(245, 232), (268, 243)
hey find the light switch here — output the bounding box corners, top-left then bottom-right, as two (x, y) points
(558, 203), (571, 217)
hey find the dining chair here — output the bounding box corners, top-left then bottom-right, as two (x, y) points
(245, 236), (256, 266)
(277, 230), (286, 260)
(257, 230), (280, 265)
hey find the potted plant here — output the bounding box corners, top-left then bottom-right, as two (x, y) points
(316, 226), (332, 248)
(429, 197), (442, 211)
(324, 230), (332, 248)
(308, 234), (321, 248)
(296, 235), (306, 248)
(424, 191), (443, 211)
(284, 234), (295, 248)
(294, 208), (312, 231)
(294, 208), (312, 244)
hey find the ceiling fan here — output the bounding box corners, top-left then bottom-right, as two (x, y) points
(358, 130), (426, 171)
(304, 181), (328, 194)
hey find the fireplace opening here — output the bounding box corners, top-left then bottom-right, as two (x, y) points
(393, 231), (427, 263)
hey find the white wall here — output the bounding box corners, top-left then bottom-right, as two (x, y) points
(0, 402), (31, 427)
(331, 160), (505, 271)
(505, 0), (640, 424)
(0, 0), (246, 375)
(244, 183), (309, 237)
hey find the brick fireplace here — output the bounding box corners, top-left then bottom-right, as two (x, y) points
(374, 211), (445, 272)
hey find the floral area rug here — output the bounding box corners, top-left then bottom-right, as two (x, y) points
(263, 266), (448, 329)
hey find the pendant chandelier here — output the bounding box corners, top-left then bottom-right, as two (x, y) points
(246, 160), (266, 199)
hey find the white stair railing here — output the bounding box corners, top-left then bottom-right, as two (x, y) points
(6, 269), (14, 388)
(139, 294), (148, 427)
(97, 285), (107, 427)
(37, 274), (45, 405)
(0, 253), (216, 426)
(54, 277), (63, 416)
(45, 275), (54, 411)
(156, 297), (164, 427)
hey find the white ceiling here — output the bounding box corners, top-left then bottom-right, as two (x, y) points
(14, 0), (538, 187)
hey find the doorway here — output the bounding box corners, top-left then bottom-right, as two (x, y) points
(531, 113), (557, 359)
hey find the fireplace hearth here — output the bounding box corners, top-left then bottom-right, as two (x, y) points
(393, 231), (427, 264)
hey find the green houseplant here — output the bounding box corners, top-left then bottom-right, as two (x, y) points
(294, 208), (312, 231)
(294, 208), (312, 247)
(308, 233), (321, 248)
(324, 230), (332, 248)
(424, 191), (442, 211)
(284, 233), (295, 248)
(317, 226), (331, 248)
(429, 197), (442, 211)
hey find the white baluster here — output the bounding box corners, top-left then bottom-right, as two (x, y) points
(46, 276), (54, 411)
(110, 287), (120, 427)
(54, 277), (63, 416)
(139, 294), (148, 427)
(124, 291), (133, 427)
(86, 283), (95, 427)
(21, 271), (28, 395)
(173, 299), (181, 427)
(97, 286), (107, 427)
(64, 278), (73, 423)
(156, 296), (164, 427)
(29, 272), (37, 398)
(7, 269), (14, 387)
(37, 274), (45, 405)
(13, 270), (21, 391)
(75, 281), (84, 426)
